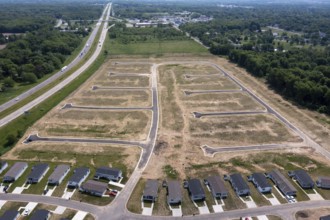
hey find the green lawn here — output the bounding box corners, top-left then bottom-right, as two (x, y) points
(108, 39), (208, 55)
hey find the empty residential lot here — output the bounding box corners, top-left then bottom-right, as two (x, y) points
(67, 89), (151, 107)
(20, 59), (153, 141)
(34, 109), (151, 140)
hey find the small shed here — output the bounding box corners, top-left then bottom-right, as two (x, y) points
(188, 179), (205, 201)
(251, 173), (272, 193)
(229, 173), (250, 196)
(27, 163), (49, 184)
(205, 175), (228, 199)
(67, 167), (90, 188)
(80, 180), (108, 197)
(269, 169), (296, 196)
(0, 210), (19, 220)
(167, 180), (182, 205)
(30, 209), (50, 220)
(316, 177), (330, 189)
(48, 164), (70, 185)
(289, 170), (314, 189)
(142, 179), (159, 202)
(0, 161), (8, 174)
(94, 166), (122, 182)
(3, 162), (28, 183)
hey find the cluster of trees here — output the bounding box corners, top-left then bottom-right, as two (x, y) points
(0, 3), (103, 33)
(0, 27), (82, 90)
(109, 23), (186, 44)
(0, 2), (103, 91)
(227, 48), (330, 113)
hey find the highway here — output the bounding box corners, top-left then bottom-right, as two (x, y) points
(0, 2), (112, 127)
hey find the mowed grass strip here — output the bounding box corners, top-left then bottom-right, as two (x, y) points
(108, 39), (208, 55)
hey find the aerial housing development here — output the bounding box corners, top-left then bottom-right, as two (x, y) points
(0, 0), (330, 219)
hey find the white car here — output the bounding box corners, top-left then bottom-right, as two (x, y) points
(23, 208), (30, 216)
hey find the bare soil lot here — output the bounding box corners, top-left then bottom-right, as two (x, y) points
(214, 58), (330, 152)
(67, 89), (151, 107)
(109, 62), (151, 73)
(94, 75), (150, 87)
(189, 114), (301, 147)
(34, 109), (151, 140)
(296, 208), (330, 220)
(182, 92), (265, 112)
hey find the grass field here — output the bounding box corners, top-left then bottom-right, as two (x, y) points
(108, 39), (208, 55)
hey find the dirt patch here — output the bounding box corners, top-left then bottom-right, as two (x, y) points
(295, 208), (330, 220)
(34, 109), (151, 140)
(154, 140), (169, 155)
(68, 89), (151, 107)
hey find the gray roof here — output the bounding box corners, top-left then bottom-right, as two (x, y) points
(293, 170), (314, 186)
(206, 175), (228, 194)
(318, 176), (330, 185)
(167, 180), (182, 201)
(28, 163), (49, 180)
(0, 161), (7, 168)
(320, 215), (330, 220)
(30, 209), (50, 220)
(252, 173), (271, 189)
(96, 166), (121, 177)
(0, 210), (19, 220)
(81, 180), (108, 194)
(269, 169), (296, 194)
(4, 162), (27, 178)
(69, 167), (90, 183)
(48, 164), (70, 182)
(230, 173), (249, 191)
(143, 179), (158, 198)
(188, 179), (205, 196)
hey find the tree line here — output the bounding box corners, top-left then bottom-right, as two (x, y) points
(109, 23), (187, 44)
(0, 27), (84, 89)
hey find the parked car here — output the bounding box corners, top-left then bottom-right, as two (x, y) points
(162, 180), (167, 188)
(203, 179), (209, 185)
(23, 208), (30, 216)
(183, 180), (188, 189)
(43, 188), (49, 195)
(109, 190), (118, 197)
